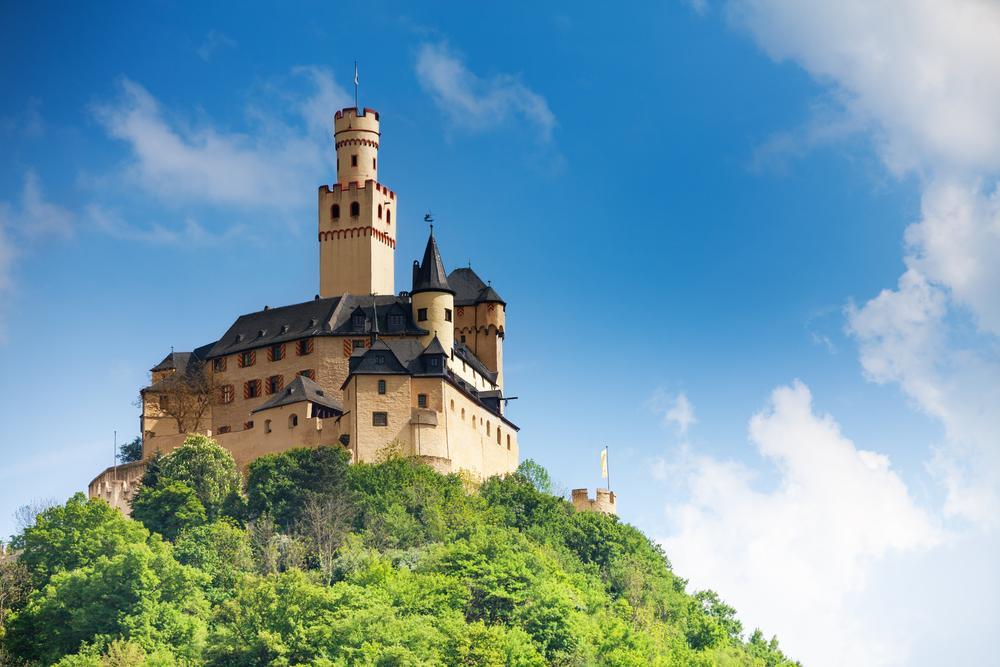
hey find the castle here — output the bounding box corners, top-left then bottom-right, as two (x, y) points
(88, 105), (613, 515)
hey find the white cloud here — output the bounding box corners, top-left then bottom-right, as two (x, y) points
(195, 30), (237, 62)
(648, 390), (697, 434)
(415, 42), (556, 140)
(92, 69), (348, 212)
(87, 204), (246, 246)
(661, 381), (940, 667)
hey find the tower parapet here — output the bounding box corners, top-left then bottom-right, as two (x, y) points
(571, 488), (617, 515)
(334, 108), (380, 184)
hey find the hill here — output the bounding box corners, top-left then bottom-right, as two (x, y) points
(0, 436), (798, 666)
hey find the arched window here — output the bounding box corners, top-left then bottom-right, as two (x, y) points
(450, 399), (455, 411)
(289, 414), (298, 428)
(497, 428), (501, 445)
(487, 421), (491, 436)
(350, 201), (360, 217)
(378, 204), (383, 219)
(386, 209), (391, 224)
(331, 204), (340, 219)
(461, 408), (465, 420)
(507, 434), (511, 450)
(373, 157), (377, 169)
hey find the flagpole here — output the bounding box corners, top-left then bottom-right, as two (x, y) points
(354, 61), (359, 110)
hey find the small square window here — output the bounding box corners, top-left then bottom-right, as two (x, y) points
(388, 313), (404, 328)
(378, 379), (386, 394)
(270, 344), (284, 361)
(240, 351), (255, 368)
(297, 339), (313, 356)
(418, 308), (428, 322)
(445, 308), (453, 322)
(353, 339), (366, 349)
(418, 394), (427, 408)
(212, 357), (226, 372)
(245, 380), (261, 399)
(266, 375), (283, 395)
(373, 411), (388, 426)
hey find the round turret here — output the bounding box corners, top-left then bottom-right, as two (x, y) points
(334, 107), (380, 184)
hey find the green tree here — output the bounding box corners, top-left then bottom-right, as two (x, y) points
(11, 493), (149, 586)
(246, 446), (351, 529)
(173, 520), (253, 593)
(131, 481), (207, 540)
(154, 435), (242, 520)
(515, 459), (553, 494)
(5, 539), (209, 664)
(118, 436), (143, 464)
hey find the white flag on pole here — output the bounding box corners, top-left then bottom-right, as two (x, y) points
(600, 448), (608, 479)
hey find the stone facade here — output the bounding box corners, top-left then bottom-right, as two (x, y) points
(571, 488), (617, 515)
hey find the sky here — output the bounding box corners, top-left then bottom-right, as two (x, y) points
(1, 2), (998, 665)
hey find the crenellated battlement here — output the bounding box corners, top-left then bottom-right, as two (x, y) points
(334, 107), (380, 122)
(571, 488), (617, 515)
(319, 180), (396, 199)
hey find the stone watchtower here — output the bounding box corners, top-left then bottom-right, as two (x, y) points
(318, 108), (397, 297)
(411, 230), (456, 353)
(571, 488), (617, 515)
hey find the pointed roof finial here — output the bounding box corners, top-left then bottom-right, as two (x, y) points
(411, 227), (454, 295)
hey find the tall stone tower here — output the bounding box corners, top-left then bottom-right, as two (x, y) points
(318, 108), (397, 297)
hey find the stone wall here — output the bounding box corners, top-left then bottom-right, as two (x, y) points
(88, 460), (148, 515)
(571, 488), (617, 515)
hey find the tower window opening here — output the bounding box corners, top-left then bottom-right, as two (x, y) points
(351, 154), (358, 167)
(417, 308), (428, 322)
(445, 308), (453, 322)
(331, 204), (340, 219)
(373, 157), (377, 169)
(378, 379), (386, 394)
(418, 393), (428, 408)
(289, 414), (298, 428)
(386, 209), (391, 224)
(373, 411), (388, 426)
(497, 428), (501, 445)
(378, 204), (383, 219)
(350, 201), (360, 217)
(265, 419), (271, 433)
(507, 434), (511, 450)
(461, 408), (465, 420)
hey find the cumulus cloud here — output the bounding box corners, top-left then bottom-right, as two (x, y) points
(92, 68), (348, 212)
(662, 381), (940, 666)
(415, 42), (556, 140)
(649, 390), (697, 434)
(727, 0), (1000, 523)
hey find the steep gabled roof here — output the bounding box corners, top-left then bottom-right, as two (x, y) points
(252, 374), (344, 415)
(447, 267), (505, 306)
(411, 231), (454, 295)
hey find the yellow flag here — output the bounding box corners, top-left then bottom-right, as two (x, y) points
(600, 448), (608, 479)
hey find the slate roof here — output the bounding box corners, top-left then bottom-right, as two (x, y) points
(346, 337), (449, 379)
(144, 342), (215, 393)
(447, 267), (505, 306)
(453, 341), (498, 384)
(252, 374), (344, 415)
(411, 231), (453, 295)
(206, 295), (426, 358)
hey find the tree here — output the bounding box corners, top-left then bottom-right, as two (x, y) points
(12, 497), (58, 533)
(11, 493), (149, 586)
(118, 436), (143, 464)
(296, 491), (354, 585)
(152, 435), (242, 520)
(131, 482), (207, 540)
(246, 446), (351, 529)
(0, 557), (30, 635)
(515, 459), (552, 494)
(144, 361), (216, 434)
(173, 520), (253, 593)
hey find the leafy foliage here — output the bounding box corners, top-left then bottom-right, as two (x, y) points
(2, 442), (799, 666)
(118, 436), (144, 464)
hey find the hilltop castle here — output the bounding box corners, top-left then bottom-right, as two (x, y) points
(88, 106), (521, 511)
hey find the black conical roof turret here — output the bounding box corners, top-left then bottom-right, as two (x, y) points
(411, 228), (454, 295)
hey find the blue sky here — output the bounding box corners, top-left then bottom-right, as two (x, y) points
(2, 2), (999, 665)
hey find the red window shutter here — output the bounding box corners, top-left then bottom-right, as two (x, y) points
(250, 350), (256, 366)
(243, 382), (250, 399)
(280, 343), (287, 359)
(343, 339), (351, 357)
(267, 347), (273, 362)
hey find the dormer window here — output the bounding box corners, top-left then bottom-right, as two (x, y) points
(375, 354), (385, 365)
(388, 313), (404, 329)
(352, 312), (365, 330)
(429, 357), (440, 369)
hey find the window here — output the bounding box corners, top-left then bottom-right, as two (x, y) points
(217, 425), (231, 434)
(507, 434), (511, 450)
(299, 369), (316, 380)
(418, 393), (428, 408)
(378, 379), (386, 394)
(352, 313), (365, 330)
(450, 399), (455, 411)
(219, 385), (234, 404)
(445, 308), (453, 322)
(373, 157), (377, 169)
(429, 356), (440, 369)
(296, 339), (313, 356)
(269, 343), (285, 362)
(244, 420), (254, 430)
(266, 375), (283, 395)
(461, 408), (465, 420)
(373, 411), (388, 426)
(378, 204), (383, 219)
(386, 209), (391, 224)
(244, 379), (261, 399)
(265, 420), (272, 433)
(497, 429), (501, 445)
(351, 154), (357, 167)
(353, 338), (366, 349)
(331, 204), (340, 219)
(289, 414), (298, 428)
(239, 350), (255, 368)
(418, 308), (428, 322)
(388, 313), (404, 328)
(375, 354), (385, 365)
(158, 395), (169, 410)
(461, 335), (466, 343)
(487, 421), (491, 436)
(212, 357), (227, 372)
(350, 201), (360, 217)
